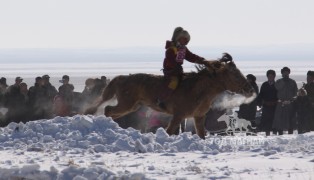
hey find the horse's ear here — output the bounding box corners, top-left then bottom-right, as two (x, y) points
(219, 53), (233, 63)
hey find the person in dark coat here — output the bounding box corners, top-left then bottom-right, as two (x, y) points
(54, 75), (74, 116)
(28, 76), (49, 120)
(205, 109), (229, 135)
(304, 70), (314, 131)
(0, 77), (8, 101)
(7, 77), (23, 92)
(3, 82), (30, 125)
(294, 88), (311, 134)
(257, 69), (278, 136)
(238, 74), (259, 128)
(273, 67), (298, 135)
(42, 75), (58, 117)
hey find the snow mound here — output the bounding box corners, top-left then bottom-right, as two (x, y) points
(0, 115), (314, 179)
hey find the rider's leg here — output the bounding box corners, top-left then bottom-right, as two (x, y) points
(157, 76), (179, 109)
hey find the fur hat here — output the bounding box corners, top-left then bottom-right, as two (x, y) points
(246, 74), (256, 82)
(0, 77), (7, 86)
(171, 27), (190, 43)
(281, 67), (290, 74)
(35, 76), (42, 82)
(266, 69), (276, 76)
(62, 75), (69, 80)
(42, 74), (50, 79)
(307, 70), (314, 77)
(15, 76), (23, 81)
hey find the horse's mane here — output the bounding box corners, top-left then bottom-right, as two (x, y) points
(183, 64), (217, 80)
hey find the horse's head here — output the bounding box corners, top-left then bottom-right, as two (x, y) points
(219, 55), (255, 98)
(205, 54), (256, 110)
(204, 53), (255, 98)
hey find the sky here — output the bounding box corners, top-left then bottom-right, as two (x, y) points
(1, 0), (314, 49)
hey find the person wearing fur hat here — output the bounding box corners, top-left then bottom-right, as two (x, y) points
(295, 88), (311, 134)
(157, 27), (206, 109)
(272, 66), (298, 135)
(304, 70), (314, 130)
(238, 74), (259, 131)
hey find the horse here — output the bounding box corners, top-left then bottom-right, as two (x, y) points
(85, 53), (255, 139)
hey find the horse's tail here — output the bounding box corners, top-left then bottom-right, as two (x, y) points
(84, 77), (118, 115)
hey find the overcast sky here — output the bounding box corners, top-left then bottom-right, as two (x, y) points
(1, 0), (314, 49)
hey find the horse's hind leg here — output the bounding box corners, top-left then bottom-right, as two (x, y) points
(105, 99), (139, 119)
(194, 116), (206, 139)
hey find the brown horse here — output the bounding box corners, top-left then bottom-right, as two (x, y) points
(85, 54), (255, 139)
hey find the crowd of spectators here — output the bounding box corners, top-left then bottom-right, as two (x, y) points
(1, 67), (314, 136)
(237, 67), (314, 135)
(0, 75), (108, 127)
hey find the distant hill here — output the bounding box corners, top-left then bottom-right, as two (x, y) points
(0, 43), (313, 63)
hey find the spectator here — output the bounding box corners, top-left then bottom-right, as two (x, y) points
(238, 74), (259, 129)
(82, 78), (99, 105)
(54, 75), (74, 116)
(3, 82), (29, 124)
(204, 109), (229, 135)
(0, 77), (8, 94)
(0, 77), (8, 107)
(0, 77), (8, 126)
(294, 88), (311, 134)
(28, 76), (50, 120)
(304, 70), (314, 131)
(273, 67), (298, 135)
(257, 69), (278, 136)
(18, 82), (31, 122)
(42, 75), (58, 118)
(7, 76), (23, 93)
(101, 76), (108, 88)
(42, 75), (58, 99)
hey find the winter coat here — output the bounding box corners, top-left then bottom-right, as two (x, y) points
(257, 81), (277, 131)
(163, 41), (204, 77)
(295, 95), (311, 132)
(53, 95), (72, 117)
(43, 83), (58, 101)
(304, 82), (314, 130)
(3, 87), (30, 123)
(238, 82), (259, 121)
(58, 84), (74, 104)
(28, 84), (51, 120)
(205, 109), (228, 132)
(273, 77), (298, 130)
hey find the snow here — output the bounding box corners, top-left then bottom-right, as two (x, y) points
(1, 57), (314, 179)
(0, 115), (313, 179)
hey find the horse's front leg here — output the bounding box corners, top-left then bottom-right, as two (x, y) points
(166, 115), (184, 136)
(194, 116), (206, 139)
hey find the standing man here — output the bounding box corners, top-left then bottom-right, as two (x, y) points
(238, 74), (259, 129)
(304, 70), (314, 131)
(257, 70), (278, 136)
(273, 67), (298, 135)
(54, 75), (74, 116)
(8, 77), (23, 92)
(42, 75), (58, 118)
(0, 77), (8, 107)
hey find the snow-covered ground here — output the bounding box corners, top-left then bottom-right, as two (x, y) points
(0, 115), (313, 179)
(1, 56), (314, 179)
